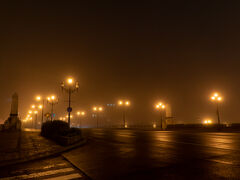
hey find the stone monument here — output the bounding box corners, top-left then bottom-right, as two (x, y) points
(1, 93), (21, 131)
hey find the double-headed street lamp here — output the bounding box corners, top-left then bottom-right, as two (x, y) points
(203, 119), (212, 125)
(47, 95), (58, 121)
(118, 100), (130, 128)
(93, 106), (103, 128)
(76, 111), (85, 128)
(61, 78), (79, 127)
(210, 92), (223, 127)
(66, 115), (73, 120)
(59, 117), (67, 121)
(155, 102), (166, 130)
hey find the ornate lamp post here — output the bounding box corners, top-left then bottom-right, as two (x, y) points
(76, 111), (85, 128)
(210, 93), (223, 127)
(61, 78), (79, 127)
(118, 100), (130, 128)
(47, 95), (58, 121)
(93, 106), (103, 128)
(155, 102), (166, 130)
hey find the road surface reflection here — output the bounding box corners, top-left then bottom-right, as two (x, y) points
(63, 129), (240, 179)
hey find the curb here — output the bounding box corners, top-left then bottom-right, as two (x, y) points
(0, 138), (87, 168)
(62, 155), (92, 180)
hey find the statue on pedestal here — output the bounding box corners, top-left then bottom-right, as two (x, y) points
(1, 93), (21, 131)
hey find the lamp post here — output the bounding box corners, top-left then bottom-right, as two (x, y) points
(36, 96), (45, 124)
(31, 105), (36, 128)
(65, 115), (73, 126)
(34, 110), (38, 129)
(118, 100), (130, 128)
(210, 93), (222, 127)
(28, 110), (33, 129)
(38, 105), (43, 125)
(61, 78), (79, 127)
(47, 95), (58, 121)
(29, 116), (33, 129)
(77, 111), (85, 128)
(93, 106), (103, 128)
(156, 102), (166, 130)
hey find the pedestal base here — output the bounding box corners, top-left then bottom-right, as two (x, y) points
(2, 116), (21, 131)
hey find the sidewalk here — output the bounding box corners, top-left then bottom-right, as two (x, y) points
(0, 129), (87, 167)
(0, 130), (62, 167)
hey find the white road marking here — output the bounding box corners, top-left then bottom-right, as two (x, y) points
(44, 173), (82, 180)
(12, 163), (69, 175)
(0, 167), (75, 180)
(42, 163), (68, 169)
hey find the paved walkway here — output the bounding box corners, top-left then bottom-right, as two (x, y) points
(0, 130), (61, 166)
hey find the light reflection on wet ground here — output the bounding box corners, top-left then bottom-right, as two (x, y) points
(63, 129), (240, 179)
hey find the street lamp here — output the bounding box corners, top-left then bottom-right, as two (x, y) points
(155, 102), (166, 130)
(47, 95), (58, 121)
(29, 109), (34, 128)
(153, 123), (157, 128)
(29, 116), (33, 129)
(66, 115), (73, 118)
(36, 96), (45, 124)
(34, 110), (38, 129)
(38, 105), (43, 126)
(210, 92), (223, 128)
(76, 111), (85, 128)
(66, 114), (73, 125)
(61, 77), (79, 127)
(26, 113), (32, 129)
(118, 100), (130, 128)
(31, 105), (36, 128)
(203, 119), (212, 125)
(93, 106), (103, 128)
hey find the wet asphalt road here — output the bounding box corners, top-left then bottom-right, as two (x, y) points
(63, 129), (240, 180)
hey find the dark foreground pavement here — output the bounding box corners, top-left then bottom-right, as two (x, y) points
(63, 129), (240, 180)
(1, 129), (240, 179)
(0, 156), (88, 179)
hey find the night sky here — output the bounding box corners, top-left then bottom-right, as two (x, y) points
(1, 1), (240, 124)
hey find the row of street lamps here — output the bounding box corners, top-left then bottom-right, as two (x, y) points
(24, 78), (78, 128)
(23, 76), (224, 129)
(24, 95), (58, 128)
